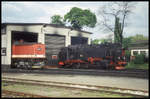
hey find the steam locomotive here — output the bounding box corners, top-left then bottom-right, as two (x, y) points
(58, 43), (127, 70)
(11, 40), (127, 70)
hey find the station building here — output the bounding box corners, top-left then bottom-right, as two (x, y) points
(129, 40), (149, 61)
(1, 23), (92, 69)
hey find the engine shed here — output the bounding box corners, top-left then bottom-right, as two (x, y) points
(1, 23), (92, 69)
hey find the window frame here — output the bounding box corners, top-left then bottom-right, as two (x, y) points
(1, 26), (6, 34)
(1, 48), (6, 56)
(133, 51), (138, 56)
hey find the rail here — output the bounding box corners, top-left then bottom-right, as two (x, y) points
(2, 77), (148, 97)
(2, 68), (148, 79)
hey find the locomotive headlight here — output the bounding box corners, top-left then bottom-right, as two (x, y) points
(123, 56), (126, 60)
(37, 48), (42, 51)
(80, 54), (83, 57)
(118, 57), (120, 59)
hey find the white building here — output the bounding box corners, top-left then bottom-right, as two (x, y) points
(1, 23), (92, 69)
(129, 40), (149, 60)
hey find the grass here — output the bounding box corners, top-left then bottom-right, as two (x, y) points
(2, 81), (134, 98)
(125, 62), (149, 70)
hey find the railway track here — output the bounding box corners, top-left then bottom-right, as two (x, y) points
(2, 68), (149, 79)
(2, 77), (148, 97)
(2, 90), (48, 98)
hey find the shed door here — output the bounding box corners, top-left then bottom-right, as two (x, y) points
(71, 37), (88, 45)
(45, 34), (65, 65)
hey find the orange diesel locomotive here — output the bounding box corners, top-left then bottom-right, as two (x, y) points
(12, 43), (46, 69)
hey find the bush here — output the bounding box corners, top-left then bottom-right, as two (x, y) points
(125, 50), (131, 62)
(145, 57), (149, 63)
(125, 61), (149, 69)
(132, 54), (145, 64)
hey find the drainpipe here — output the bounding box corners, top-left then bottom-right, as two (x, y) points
(67, 28), (73, 60)
(40, 24), (46, 44)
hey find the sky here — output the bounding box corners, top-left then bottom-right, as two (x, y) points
(2, 1), (149, 40)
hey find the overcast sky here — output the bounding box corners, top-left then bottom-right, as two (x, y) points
(2, 1), (149, 39)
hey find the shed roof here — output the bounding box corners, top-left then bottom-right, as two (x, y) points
(129, 40), (149, 50)
(2, 23), (92, 34)
(130, 40), (149, 45)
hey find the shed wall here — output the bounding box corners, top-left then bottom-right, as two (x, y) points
(1, 24), (91, 66)
(2, 25), (43, 65)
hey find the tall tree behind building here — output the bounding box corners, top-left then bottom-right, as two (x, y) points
(51, 15), (64, 25)
(98, 2), (136, 45)
(64, 7), (97, 30)
(114, 17), (122, 43)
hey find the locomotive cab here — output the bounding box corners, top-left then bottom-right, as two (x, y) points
(113, 48), (127, 70)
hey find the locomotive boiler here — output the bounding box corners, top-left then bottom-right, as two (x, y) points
(58, 43), (127, 70)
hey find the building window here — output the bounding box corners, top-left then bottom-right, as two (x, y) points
(1, 27), (6, 34)
(133, 51), (138, 56)
(140, 51), (146, 56)
(52, 55), (57, 60)
(1, 48), (6, 56)
(71, 37), (88, 45)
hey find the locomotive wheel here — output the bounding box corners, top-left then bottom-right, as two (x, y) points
(72, 63), (81, 69)
(103, 62), (108, 70)
(28, 62), (33, 70)
(76, 63), (81, 69)
(100, 60), (109, 70)
(16, 64), (21, 69)
(25, 65), (28, 70)
(17, 63), (23, 69)
(11, 63), (17, 69)
(23, 62), (29, 70)
(64, 64), (71, 68)
(26, 64), (31, 70)
(84, 63), (89, 69)
(20, 65), (24, 69)
(112, 66), (115, 70)
(108, 65), (115, 70)
(94, 61), (101, 69)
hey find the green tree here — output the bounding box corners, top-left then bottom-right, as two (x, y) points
(64, 7), (97, 30)
(100, 39), (109, 44)
(114, 17), (122, 43)
(122, 34), (148, 48)
(133, 54), (145, 64)
(91, 38), (110, 44)
(130, 34), (148, 42)
(122, 37), (132, 48)
(91, 39), (100, 44)
(98, 2), (136, 45)
(51, 15), (64, 25)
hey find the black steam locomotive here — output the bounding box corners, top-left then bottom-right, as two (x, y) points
(58, 43), (127, 70)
